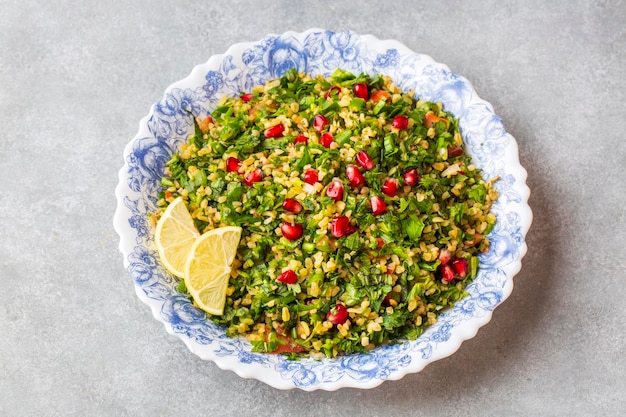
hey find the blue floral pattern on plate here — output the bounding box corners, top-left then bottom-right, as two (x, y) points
(114, 29), (532, 391)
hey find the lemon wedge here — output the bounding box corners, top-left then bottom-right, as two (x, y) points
(184, 226), (242, 315)
(155, 197), (200, 278)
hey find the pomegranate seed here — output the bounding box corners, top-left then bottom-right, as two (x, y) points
(264, 124), (285, 138)
(276, 269), (298, 284)
(303, 169), (318, 184)
(281, 222), (303, 240)
(313, 114), (329, 132)
(326, 180), (344, 201)
(438, 248), (452, 265)
(403, 168), (420, 186)
(370, 195), (387, 215)
(243, 168), (263, 186)
(326, 85), (342, 98)
(327, 303), (349, 325)
(282, 198), (302, 214)
(226, 157), (241, 173)
(320, 132), (333, 148)
(294, 133), (308, 144)
(353, 83), (369, 100)
(240, 93), (253, 102)
(330, 216), (357, 238)
(381, 178), (398, 197)
(392, 115), (409, 129)
(344, 224), (358, 235)
(451, 258), (468, 278)
(331, 216), (350, 238)
(345, 165), (365, 187)
(440, 264), (456, 283)
(356, 151), (374, 171)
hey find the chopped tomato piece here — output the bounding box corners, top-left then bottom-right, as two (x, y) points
(268, 331), (306, 354)
(197, 116), (213, 133)
(424, 112), (450, 129)
(370, 90), (390, 103)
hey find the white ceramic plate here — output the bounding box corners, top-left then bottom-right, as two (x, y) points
(114, 29), (532, 391)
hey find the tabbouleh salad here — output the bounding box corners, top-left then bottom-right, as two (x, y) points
(152, 68), (498, 359)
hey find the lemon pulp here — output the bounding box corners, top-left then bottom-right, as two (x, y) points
(155, 197), (200, 278)
(184, 226), (242, 315)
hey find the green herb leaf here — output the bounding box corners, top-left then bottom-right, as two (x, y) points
(342, 232), (362, 251)
(404, 215), (424, 241)
(468, 184), (487, 203)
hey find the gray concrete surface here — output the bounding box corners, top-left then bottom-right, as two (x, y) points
(1, 0), (624, 416)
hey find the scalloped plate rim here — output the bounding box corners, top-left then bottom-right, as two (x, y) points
(113, 28), (532, 391)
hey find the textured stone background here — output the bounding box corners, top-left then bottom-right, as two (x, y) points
(1, 1), (624, 416)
